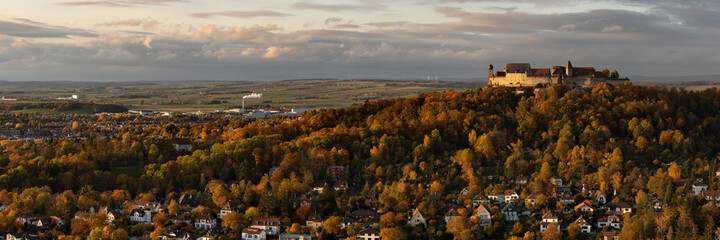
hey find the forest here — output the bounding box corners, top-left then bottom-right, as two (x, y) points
(0, 83), (720, 240)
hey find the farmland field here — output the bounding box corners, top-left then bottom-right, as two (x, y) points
(0, 79), (483, 112)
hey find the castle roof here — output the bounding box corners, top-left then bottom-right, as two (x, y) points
(504, 63), (531, 73)
(532, 68), (551, 76)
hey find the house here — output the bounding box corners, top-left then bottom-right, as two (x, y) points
(351, 209), (378, 220)
(526, 193), (542, 207)
(573, 200), (595, 213)
(516, 176), (529, 185)
(326, 166), (347, 182)
(252, 217), (282, 235)
(130, 209), (152, 225)
(500, 204), (519, 222)
(505, 190), (520, 202)
(652, 198), (663, 211)
(474, 204), (492, 226)
(306, 214), (322, 231)
(178, 193), (199, 206)
(218, 201), (234, 219)
(574, 216), (591, 233)
(603, 231), (621, 240)
(171, 138), (193, 153)
(242, 227), (267, 240)
(605, 202), (632, 215)
(704, 190), (720, 202)
(106, 210), (123, 223)
(339, 217), (358, 229)
(198, 229), (220, 240)
(488, 194), (505, 203)
(460, 188), (470, 196)
(312, 181), (327, 193)
(445, 208), (462, 224)
(356, 228), (380, 240)
(551, 176), (563, 186)
(194, 214), (216, 230)
(592, 191), (607, 206)
(559, 192), (575, 206)
(408, 208), (427, 227)
(294, 195), (312, 208)
(16, 213), (38, 225)
(36, 217), (63, 228)
(472, 193), (489, 207)
(539, 211), (559, 232)
(279, 233), (316, 240)
(171, 215), (191, 225)
(597, 215), (622, 229)
(693, 181), (709, 196)
(364, 199), (379, 209)
(158, 230), (191, 240)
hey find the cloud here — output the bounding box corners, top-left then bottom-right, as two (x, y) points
(292, 1), (386, 12)
(367, 21), (410, 28)
(59, 0), (184, 7)
(99, 18), (159, 29)
(0, 18), (97, 38)
(191, 10), (291, 19)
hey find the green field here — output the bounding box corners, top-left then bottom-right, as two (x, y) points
(11, 108), (94, 115)
(0, 79), (483, 112)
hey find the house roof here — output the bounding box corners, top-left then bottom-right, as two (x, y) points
(445, 208), (462, 217)
(501, 204), (517, 212)
(527, 193), (542, 200)
(574, 202), (593, 211)
(574, 216), (589, 225)
(542, 211), (557, 220)
(253, 217), (281, 226)
(475, 204), (489, 215)
(472, 193), (488, 201)
(606, 202), (632, 209)
(705, 190), (720, 197)
(358, 228), (380, 235)
(505, 189), (517, 196)
(242, 227), (265, 235)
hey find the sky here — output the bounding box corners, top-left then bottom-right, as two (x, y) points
(0, 0), (719, 81)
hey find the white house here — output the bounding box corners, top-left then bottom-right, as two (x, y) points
(550, 177), (563, 186)
(218, 201), (234, 219)
(597, 215), (622, 229)
(504, 190), (520, 202)
(356, 228), (380, 240)
(592, 191), (607, 206)
(242, 227), (267, 240)
(539, 212), (559, 232)
(252, 217), (281, 235)
(693, 182), (709, 196)
(474, 204), (492, 226)
(194, 214), (217, 230)
(574, 216), (591, 233)
(130, 209), (152, 225)
(408, 208), (427, 228)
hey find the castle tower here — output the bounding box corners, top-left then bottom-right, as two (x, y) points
(566, 61), (573, 77)
(488, 64), (494, 85)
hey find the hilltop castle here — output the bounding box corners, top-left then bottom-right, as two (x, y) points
(488, 61), (629, 88)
